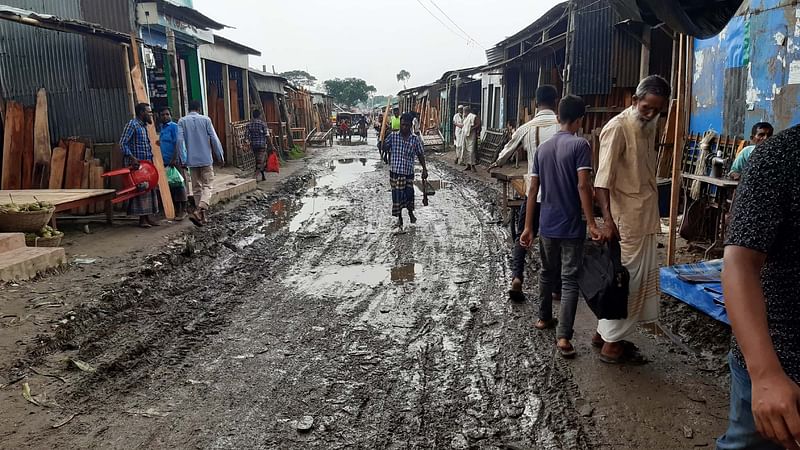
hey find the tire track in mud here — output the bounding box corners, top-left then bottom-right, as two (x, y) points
(5, 145), (600, 449)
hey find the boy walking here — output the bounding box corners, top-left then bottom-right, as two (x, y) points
(520, 95), (602, 358)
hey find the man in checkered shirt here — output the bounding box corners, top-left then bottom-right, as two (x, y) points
(381, 112), (429, 229)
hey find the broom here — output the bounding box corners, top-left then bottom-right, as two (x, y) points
(690, 129), (718, 200)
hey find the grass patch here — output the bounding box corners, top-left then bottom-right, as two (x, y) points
(288, 145), (305, 160)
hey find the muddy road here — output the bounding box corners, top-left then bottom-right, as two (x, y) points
(1, 141), (728, 449)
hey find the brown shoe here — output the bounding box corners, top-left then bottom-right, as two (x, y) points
(535, 318), (558, 330)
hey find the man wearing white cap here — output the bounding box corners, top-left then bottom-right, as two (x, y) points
(453, 105), (464, 163)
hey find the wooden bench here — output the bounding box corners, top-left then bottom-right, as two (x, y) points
(306, 128), (334, 147)
(1, 189), (116, 229)
(490, 172), (527, 239)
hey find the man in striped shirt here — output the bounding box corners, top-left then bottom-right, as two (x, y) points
(382, 112), (429, 229)
(489, 85), (560, 302)
(119, 103), (160, 228)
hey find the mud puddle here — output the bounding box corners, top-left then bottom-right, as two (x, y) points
(286, 262), (424, 291)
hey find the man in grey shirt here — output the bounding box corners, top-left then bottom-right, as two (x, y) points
(176, 100), (225, 226)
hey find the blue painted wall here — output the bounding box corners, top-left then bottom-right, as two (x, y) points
(690, 2), (800, 136)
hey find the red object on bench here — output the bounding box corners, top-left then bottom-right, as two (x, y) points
(102, 161), (159, 204)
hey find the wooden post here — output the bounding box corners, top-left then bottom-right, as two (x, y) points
(222, 63), (233, 162)
(166, 29), (182, 117)
(121, 43), (135, 116)
(640, 27), (652, 79)
(667, 34), (687, 265)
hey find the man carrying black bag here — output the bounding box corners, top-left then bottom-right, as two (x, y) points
(520, 95), (603, 358)
(578, 239), (630, 321)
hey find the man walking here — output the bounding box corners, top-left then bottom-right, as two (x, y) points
(453, 105), (464, 161)
(382, 112), (428, 229)
(489, 85), (560, 302)
(119, 103), (160, 228)
(519, 95), (601, 358)
(247, 109), (274, 181)
(177, 100), (224, 227)
(717, 124), (800, 450)
(594, 75), (671, 364)
(460, 106), (480, 171)
(158, 107), (188, 221)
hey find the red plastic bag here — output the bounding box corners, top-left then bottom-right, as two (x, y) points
(267, 152), (280, 173)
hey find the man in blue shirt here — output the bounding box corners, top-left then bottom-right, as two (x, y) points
(520, 95), (602, 358)
(382, 113), (428, 229)
(176, 100), (225, 227)
(729, 122), (774, 180)
(158, 107), (188, 221)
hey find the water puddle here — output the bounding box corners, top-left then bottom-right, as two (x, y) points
(390, 263), (422, 283)
(315, 159), (378, 190)
(235, 233), (265, 248)
(288, 196), (347, 233)
(287, 262), (424, 292)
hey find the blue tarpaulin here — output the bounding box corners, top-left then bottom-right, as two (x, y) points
(660, 260), (729, 325)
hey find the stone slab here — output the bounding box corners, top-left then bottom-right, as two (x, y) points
(0, 233), (25, 254)
(0, 246), (66, 282)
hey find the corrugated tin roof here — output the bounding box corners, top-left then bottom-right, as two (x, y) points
(0, 4), (132, 42)
(151, 0), (226, 30)
(490, 2), (568, 50)
(213, 34), (261, 56)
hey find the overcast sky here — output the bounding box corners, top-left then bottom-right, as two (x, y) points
(193, 0), (563, 95)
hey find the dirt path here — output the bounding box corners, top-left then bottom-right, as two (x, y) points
(1, 142), (729, 449)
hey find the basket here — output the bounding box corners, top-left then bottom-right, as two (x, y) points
(25, 234), (63, 248)
(0, 208), (55, 232)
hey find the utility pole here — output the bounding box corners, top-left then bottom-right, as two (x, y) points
(166, 29), (182, 116)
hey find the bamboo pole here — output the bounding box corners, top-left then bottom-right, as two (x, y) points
(667, 34), (687, 265)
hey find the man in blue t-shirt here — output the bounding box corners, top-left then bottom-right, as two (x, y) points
(158, 106), (188, 220)
(520, 95), (602, 358)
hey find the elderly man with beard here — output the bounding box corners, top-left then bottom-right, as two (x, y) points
(593, 75), (671, 364)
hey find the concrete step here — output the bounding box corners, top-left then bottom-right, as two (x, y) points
(0, 246), (66, 282)
(0, 233), (25, 254)
(210, 174), (257, 206)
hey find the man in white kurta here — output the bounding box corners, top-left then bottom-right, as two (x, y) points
(460, 106), (479, 171)
(453, 106), (464, 162)
(594, 75), (671, 364)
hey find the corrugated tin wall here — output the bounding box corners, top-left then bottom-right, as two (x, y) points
(571, 0), (614, 95)
(0, 0), (132, 143)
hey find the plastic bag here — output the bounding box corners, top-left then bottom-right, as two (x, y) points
(267, 152), (280, 173)
(166, 166), (184, 187)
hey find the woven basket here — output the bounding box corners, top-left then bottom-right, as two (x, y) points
(25, 234), (63, 248)
(0, 208), (55, 232)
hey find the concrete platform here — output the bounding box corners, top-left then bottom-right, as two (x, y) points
(0, 233), (66, 282)
(210, 174), (257, 206)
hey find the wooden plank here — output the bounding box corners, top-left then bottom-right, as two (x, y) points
(89, 162), (104, 214)
(656, 99), (678, 178)
(65, 141), (85, 189)
(229, 79), (240, 122)
(1, 101), (24, 190)
(668, 35), (687, 266)
(131, 64), (174, 219)
(77, 161), (90, 215)
(21, 107), (35, 189)
(33, 88), (51, 166)
(48, 147), (67, 189)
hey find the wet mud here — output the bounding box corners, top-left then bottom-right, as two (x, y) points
(1, 143), (600, 449)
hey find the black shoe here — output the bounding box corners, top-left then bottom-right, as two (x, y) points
(409, 212), (417, 224)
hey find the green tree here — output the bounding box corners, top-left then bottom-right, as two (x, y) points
(396, 70), (411, 89)
(323, 78), (377, 108)
(279, 70), (317, 88)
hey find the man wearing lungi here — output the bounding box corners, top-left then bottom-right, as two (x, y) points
(247, 109), (273, 181)
(594, 75), (671, 364)
(382, 112), (428, 229)
(119, 103), (160, 228)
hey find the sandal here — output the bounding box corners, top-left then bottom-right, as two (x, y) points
(557, 341), (577, 359)
(599, 348), (648, 365)
(188, 212), (204, 228)
(508, 290), (526, 303)
(591, 333), (604, 348)
(535, 318), (558, 330)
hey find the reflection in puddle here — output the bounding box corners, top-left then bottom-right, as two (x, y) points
(390, 263), (422, 283)
(288, 196), (347, 233)
(288, 263), (424, 291)
(236, 233), (265, 248)
(315, 159), (378, 190)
